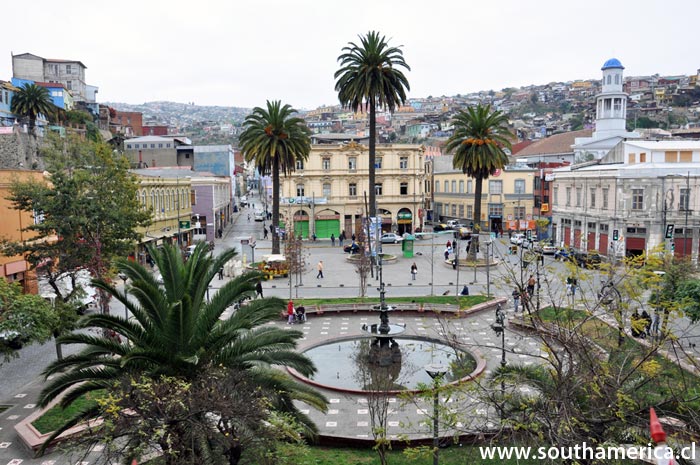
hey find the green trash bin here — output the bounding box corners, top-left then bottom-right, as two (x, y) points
(402, 235), (415, 258)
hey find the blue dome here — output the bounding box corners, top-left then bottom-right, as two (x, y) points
(601, 58), (624, 70)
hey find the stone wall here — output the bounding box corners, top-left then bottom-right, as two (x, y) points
(0, 132), (45, 170)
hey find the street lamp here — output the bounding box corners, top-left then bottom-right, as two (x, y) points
(250, 241), (256, 265)
(424, 363), (448, 465)
(490, 304), (507, 415)
(118, 272), (128, 319)
(485, 240), (492, 297)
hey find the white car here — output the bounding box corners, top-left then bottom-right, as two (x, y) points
(254, 211), (265, 221)
(510, 233), (526, 245)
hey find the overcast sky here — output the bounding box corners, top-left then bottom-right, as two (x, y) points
(3, 0), (699, 110)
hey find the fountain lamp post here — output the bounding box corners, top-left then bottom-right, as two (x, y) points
(425, 363), (448, 465)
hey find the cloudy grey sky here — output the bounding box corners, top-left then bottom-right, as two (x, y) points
(3, 0), (698, 110)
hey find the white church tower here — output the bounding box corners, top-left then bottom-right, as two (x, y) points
(572, 58), (639, 161)
(595, 58), (628, 138)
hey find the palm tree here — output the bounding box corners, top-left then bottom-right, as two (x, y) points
(335, 31), (410, 218)
(239, 101), (311, 254)
(10, 83), (55, 132)
(38, 242), (327, 462)
(444, 104), (513, 250)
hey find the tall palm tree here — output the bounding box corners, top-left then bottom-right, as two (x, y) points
(335, 31), (410, 218)
(239, 101), (311, 254)
(444, 104), (513, 245)
(38, 242), (326, 462)
(10, 83), (55, 132)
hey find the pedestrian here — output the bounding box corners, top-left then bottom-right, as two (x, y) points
(287, 300), (295, 324)
(512, 288), (520, 312)
(641, 309), (652, 336)
(339, 231), (345, 247)
(263, 227), (268, 239)
(218, 267), (224, 280)
(410, 262), (418, 280)
(460, 285), (469, 296)
(527, 274), (536, 295)
(247, 214), (251, 222)
(255, 281), (263, 298)
(444, 248), (450, 261)
(330, 233), (336, 246)
(218, 228), (223, 238)
(446, 240), (452, 249)
(351, 233), (356, 242)
(316, 260), (324, 279)
(566, 276), (577, 297)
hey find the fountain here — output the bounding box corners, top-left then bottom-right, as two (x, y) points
(294, 241), (481, 393)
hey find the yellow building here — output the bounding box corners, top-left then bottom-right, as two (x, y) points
(279, 143), (426, 237)
(0, 170), (47, 293)
(132, 170), (194, 263)
(432, 155), (536, 233)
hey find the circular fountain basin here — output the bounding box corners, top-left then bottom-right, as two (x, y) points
(293, 336), (482, 393)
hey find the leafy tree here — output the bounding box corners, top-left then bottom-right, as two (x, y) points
(10, 83), (56, 132)
(239, 101), (311, 254)
(0, 278), (57, 359)
(3, 134), (151, 355)
(335, 30), (410, 217)
(38, 243), (327, 463)
(676, 279), (700, 323)
(444, 104), (513, 254)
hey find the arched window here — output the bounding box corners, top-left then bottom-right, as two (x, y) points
(615, 74), (620, 85)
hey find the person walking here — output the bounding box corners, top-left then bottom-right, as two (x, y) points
(527, 274), (536, 296)
(512, 288), (520, 312)
(330, 233), (336, 246)
(351, 233), (356, 242)
(218, 266), (224, 280)
(410, 262), (418, 280)
(316, 260), (324, 279)
(263, 227), (268, 240)
(444, 247), (450, 261)
(339, 231), (345, 247)
(287, 300), (295, 324)
(255, 281), (263, 298)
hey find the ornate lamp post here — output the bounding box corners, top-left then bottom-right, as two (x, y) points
(490, 304), (507, 407)
(424, 363), (448, 465)
(118, 272), (128, 319)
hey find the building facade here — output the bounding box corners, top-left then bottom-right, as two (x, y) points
(124, 135), (193, 168)
(432, 155), (536, 234)
(0, 170), (46, 293)
(279, 143), (426, 238)
(131, 169), (194, 264)
(551, 140), (700, 262)
(11, 53), (96, 103)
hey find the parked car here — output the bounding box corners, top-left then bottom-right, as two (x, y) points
(453, 227), (472, 240)
(380, 233), (403, 244)
(574, 250), (602, 268)
(510, 233), (526, 245)
(534, 240), (557, 255)
(432, 223), (451, 232)
(254, 211), (265, 221)
(0, 330), (27, 350)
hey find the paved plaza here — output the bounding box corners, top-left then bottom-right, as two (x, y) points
(2, 204), (699, 464)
